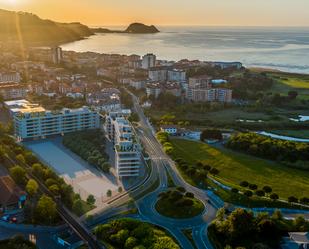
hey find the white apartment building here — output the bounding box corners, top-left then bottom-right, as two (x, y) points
(5, 100), (100, 141)
(146, 83), (161, 98)
(142, 53), (156, 69)
(106, 110), (141, 178)
(0, 72), (21, 84)
(149, 67), (168, 82)
(186, 88), (232, 103)
(51, 46), (63, 64)
(167, 69), (186, 83)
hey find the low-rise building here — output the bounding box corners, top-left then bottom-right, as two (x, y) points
(146, 82), (161, 98)
(0, 83), (27, 100)
(0, 176), (27, 213)
(188, 75), (212, 88)
(0, 71), (21, 84)
(87, 88), (121, 112)
(5, 100), (100, 141)
(160, 125), (178, 135)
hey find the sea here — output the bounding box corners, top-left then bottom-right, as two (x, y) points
(60, 26), (309, 74)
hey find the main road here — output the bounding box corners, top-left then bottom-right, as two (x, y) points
(125, 89), (221, 249)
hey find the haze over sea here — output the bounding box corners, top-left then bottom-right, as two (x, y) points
(61, 26), (309, 74)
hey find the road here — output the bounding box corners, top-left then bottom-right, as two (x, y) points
(126, 89), (219, 249)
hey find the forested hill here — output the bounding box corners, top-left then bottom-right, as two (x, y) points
(0, 9), (93, 45)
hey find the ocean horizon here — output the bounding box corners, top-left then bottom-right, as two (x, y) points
(61, 26), (309, 74)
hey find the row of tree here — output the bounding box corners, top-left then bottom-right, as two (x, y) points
(226, 132), (309, 169)
(63, 130), (111, 173)
(208, 208), (309, 249)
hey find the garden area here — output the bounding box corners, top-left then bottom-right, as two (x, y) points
(63, 130), (111, 173)
(0, 236), (37, 249)
(94, 218), (180, 249)
(155, 187), (204, 219)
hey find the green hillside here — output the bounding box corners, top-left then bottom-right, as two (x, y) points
(0, 9), (93, 45)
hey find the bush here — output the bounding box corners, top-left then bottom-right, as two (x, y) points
(299, 197), (309, 205)
(255, 190), (265, 197)
(231, 188), (239, 194)
(288, 196), (298, 203)
(262, 186), (272, 194)
(240, 181), (249, 187)
(270, 193), (279, 201)
(185, 192), (194, 198)
(176, 186), (186, 193)
(244, 190), (253, 198)
(249, 184), (258, 190)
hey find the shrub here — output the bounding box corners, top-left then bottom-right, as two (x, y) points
(255, 190), (265, 197)
(249, 184), (258, 190)
(185, 192), (194, 198)
(288, 196), (298, 203)
(262, 186), (272, 194)
(231, 188), (239, 194)
(240, 181), (249, 187)
(176, 186), (186, 193)
(244, 190), (253, 198)
(270, 193), (279, 201)
(299, 197), (309, 205)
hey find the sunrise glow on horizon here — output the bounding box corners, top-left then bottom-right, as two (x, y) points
(0, 0), (309, 27)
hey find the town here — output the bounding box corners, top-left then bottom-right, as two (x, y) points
(0, 41), (309, 249)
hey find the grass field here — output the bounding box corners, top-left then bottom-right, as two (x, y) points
(272, 130), (309, 139)
(268, 72), (309, 100)
(170, 138), (309, 200)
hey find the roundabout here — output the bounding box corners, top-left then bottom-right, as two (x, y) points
(155, 188), (205, 219)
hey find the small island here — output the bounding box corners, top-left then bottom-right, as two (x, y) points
(92, 22), (160, 34)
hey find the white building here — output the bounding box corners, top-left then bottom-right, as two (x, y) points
(0, 72), (21, 84)
(0, 83), (27, 100)
(149, 67), (168, 82)
(160, 125), (178, 135)
(106, 110), (141, 178)
(51, 46), (63, 64)
(142, 53), (156, 69)
(6, 100), (100, 141)
(167, 69), (186, 83)
(146, 83), (161, 98)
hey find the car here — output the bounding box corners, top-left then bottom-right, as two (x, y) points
(10, 216), (17, 223)
(1, 214), (11, 222)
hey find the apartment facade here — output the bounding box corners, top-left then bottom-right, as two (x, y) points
(0, 83), (27, 100)
(106, 110), (141, 178)
(6, 100), (100, 141)
(0, 72), (21, 84)
(142, 53), (156, 69)
(186, 88), (232, 103)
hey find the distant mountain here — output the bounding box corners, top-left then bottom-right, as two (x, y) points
(92, 23), (160, 34)
(0, 9), (94, 45)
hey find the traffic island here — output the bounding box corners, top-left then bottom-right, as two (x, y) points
(155, 188), (205, 219)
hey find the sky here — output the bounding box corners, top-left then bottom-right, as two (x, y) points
(0, 0), (309, 27)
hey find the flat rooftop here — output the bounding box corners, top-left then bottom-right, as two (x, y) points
(4, 99), (46, 114)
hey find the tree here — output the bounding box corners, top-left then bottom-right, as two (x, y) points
(72, 199), (84, 216)
(32, 163), (45, 179)
(107, 189), (112, 197)
(185, 192), (194, 198)
(255, 190), (265, 197)
(87, 195), (96, 205)
(10, 165), (26, 185)
(102, 162), (111, 173)
(288, 90), (298, 100)
(35, 195), (57, 224)
(124, 236), (138, 249)
(249, 184), (258, 190)
(210, 168), (219, 176)
(240, 181), (249, 187)
(26, 179), (38, 197)
(200, 129), (223, 141)
(16, 154), (26, 164)
(231, 188), (239, 194)
(244, 190), (253, 198)
(118, 187), (123, 193)
(288, 196), (298, 203)
(270, 193), (279, 201)
(262, 186), (272, 194)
